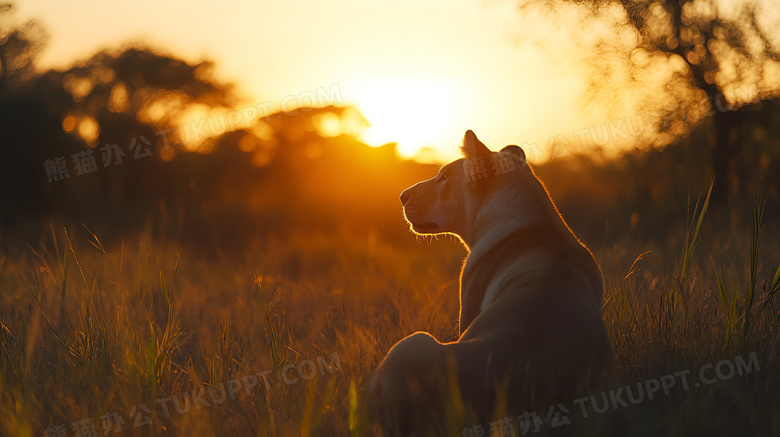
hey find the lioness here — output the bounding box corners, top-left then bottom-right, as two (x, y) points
(370, 130), (613, 433)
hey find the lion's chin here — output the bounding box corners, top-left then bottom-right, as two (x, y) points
(410, 221), (440, 234)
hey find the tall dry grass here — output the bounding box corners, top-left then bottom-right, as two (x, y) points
(0, 193), (778, 436)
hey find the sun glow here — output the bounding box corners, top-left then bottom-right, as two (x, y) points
(351, 76), (461, 159)
(22, 0), (598, 164)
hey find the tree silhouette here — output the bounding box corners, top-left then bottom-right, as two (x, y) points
(0, 2), (235, 229)
(520, 0), (780, 204)
(0, 3), (45, 93)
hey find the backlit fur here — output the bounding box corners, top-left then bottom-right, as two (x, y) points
(370, 130), (613, 433)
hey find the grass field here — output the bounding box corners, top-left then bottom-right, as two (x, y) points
(2, 0), (779, 434)
(1, 190), (779, 436)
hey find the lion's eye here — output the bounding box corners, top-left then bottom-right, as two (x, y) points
(440, 172), (449, 182)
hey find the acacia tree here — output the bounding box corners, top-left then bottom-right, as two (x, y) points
(523, 0), (780, 204)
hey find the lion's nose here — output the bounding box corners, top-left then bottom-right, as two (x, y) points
(400, 189), (411, 205)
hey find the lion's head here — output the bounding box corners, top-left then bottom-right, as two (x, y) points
(400, 130), (530, 243)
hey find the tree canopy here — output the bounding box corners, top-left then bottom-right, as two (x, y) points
(519, 0), (780, 202)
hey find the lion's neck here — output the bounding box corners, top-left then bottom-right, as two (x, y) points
(458, 222), (557, 334)
(461, 187), (547, 252)
(456, 186), (595, 334)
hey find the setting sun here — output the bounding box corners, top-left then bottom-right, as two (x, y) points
(351, 75), (461, 158)
(18, 0), (594, 163)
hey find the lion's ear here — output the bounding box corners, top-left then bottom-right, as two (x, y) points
(501, 145), (526, 161)
(461, 130), (491, 158)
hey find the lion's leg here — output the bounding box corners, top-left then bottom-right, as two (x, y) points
(371, 331), (443, 400)
(370, 331), (447, 430)
(371, 333), (508, 430)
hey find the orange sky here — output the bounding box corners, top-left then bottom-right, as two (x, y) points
(18, 0), (650, 163)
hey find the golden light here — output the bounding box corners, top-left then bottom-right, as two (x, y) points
(78, 116), (100, 147)
(107, 83), (129, 113)
(351, 76), (460, 159)
(158, 145), (176, 162)
(313, 112), (342, 137)
(62, 115), (76, 132)
(171, 104), (214, 152)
